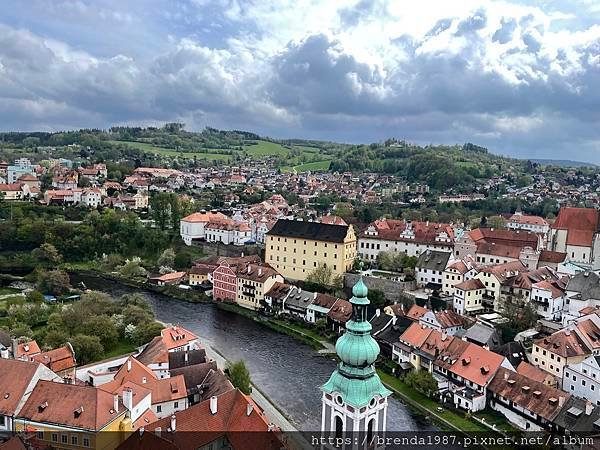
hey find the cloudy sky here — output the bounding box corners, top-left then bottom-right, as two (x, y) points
(1, 1), (599, 162)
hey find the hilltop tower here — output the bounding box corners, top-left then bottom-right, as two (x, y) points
(321, 275), (391, 447)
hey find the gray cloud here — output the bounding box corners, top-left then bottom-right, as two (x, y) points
(492, 17), (517, 43)
(0, 1), (599, 162)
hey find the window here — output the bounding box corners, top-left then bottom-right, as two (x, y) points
(83, 437), (90, 447)
(51, 433), (58, 442)
(174, 401), (179, 408)
(157, 405), (162, 413)
(61, 435), (68, 444)
(37, 431), (44, 440)
(71, 435), (78, 446)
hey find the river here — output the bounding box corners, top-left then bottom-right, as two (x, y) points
(72, 273), (435, 432)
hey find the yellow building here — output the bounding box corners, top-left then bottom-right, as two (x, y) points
(236, 263), (284, 310)
(265, 220), (357, 281)
(15, 380), (132, 450)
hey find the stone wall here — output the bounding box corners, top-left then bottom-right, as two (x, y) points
(344, 273), (416, 302)
(192, 242), (263, 258)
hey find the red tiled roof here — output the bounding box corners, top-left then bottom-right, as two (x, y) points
(509, 213), (548, 226)
(181, 212), (228, 224)
(400, 322), (433, 348)
(328, 299), (352, 323)
(455, 278), (485, 291)
(32, 345), (76, 373)
(16, 340), (41, 359)
(141, 389), (281, 450)
(535, 328), (590, 358)
(362, 219), (455, 245)
(0, 359), (43, 416)
(447, 343), (505, 387)
(17, 380), (125, 431)
(489, 367), (568, 421)
(552, 207), (599, 247)
(0, 437), (26, 450)
(516, 361), (554, 383)
(101, 357), (187, 404)
(539, 250), (567, 264)
(406, 304), (427, 321)
(161, 326), (199, 351)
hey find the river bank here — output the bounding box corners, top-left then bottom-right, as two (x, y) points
(69, 271), (435, 432)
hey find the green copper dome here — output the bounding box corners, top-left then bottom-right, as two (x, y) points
(321, 275), (391, 408)
(352, 277), (369, 298)
(335, 331), (380, 366)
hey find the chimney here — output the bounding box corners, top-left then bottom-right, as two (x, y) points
(184, 352), (189, 363)
(559, 396), (566, 407)
(139, 427), (144, 436)
(127, 359), (132, 372)
(392, 316), (397, 326)
(170, 415), (176, 432)
(142, 377), (147, 384)
(376, 309), (381, 317)
(313, 292), (317, 299)
(241, 252), (244, 257)
(503, 371), (509, 380)
(113, 394), (119, 413)
(586, 401), (594, 416)
(210, 396), (218, 415)
(258, 268), (262, 277)
(24, 344), (29, 353)
(298, 287), (301, 293)
(246, 403), (254, 416)
(123, 388), (133, 411)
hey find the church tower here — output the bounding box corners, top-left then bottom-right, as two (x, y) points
(321, 275), (391, 447)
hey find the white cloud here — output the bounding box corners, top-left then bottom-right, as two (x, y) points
(0, 0), (599, 160)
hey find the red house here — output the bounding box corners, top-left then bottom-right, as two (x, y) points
(212, 263), (237, 302)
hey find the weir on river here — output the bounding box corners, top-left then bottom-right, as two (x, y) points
(71, 273), (436, 432)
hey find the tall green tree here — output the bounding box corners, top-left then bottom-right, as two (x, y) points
(226, 360), (252, 395)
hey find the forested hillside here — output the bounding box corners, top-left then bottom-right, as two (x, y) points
(0, 124), (538, 190)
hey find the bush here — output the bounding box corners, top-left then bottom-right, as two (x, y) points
(70, 334), (104, 365)
(36, 269), (71, 296)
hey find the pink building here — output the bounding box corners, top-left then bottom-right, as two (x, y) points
(212, 263), (237, 302)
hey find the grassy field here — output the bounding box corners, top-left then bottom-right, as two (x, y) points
(101, 338), (137, 359)
(244, 140), (290, 157)
(108, 140), (232, 161)
(0, 287), (20, 296)
(281, 160), (331, 173)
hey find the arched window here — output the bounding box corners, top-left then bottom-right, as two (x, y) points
(335, 416), (343, 440)
(367, 418), (375, 444)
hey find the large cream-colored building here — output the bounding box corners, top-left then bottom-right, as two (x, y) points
(265, 220), (357, 281)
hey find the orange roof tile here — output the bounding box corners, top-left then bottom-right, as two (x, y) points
(447, 343), (505, 387)
(17, 381), (124, 431)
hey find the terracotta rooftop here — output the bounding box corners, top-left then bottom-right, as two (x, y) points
(535, 328), (590, 358)
(17, 380), (125, 431)
(15, 340), (41, 359)
(455, 278), (485, 291)
(399, 322), (433, 348)
(516, 361), (554, 384)
(446, 342), (505, 387)
(489, 367), (568, 422)
(0, 359), (44, 417)
(552, 207), (599, 247)
(327, 298), (352, 323)
(406, 304), (428, 321)
(140, 389), (281, 450)
(31, 345), (76, 373)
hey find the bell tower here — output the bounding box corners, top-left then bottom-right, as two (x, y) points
(321, 275), (391, 448)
